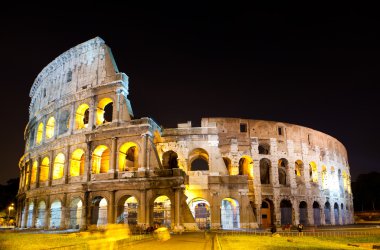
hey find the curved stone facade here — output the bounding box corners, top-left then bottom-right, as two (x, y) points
(16, 37), (354, 231)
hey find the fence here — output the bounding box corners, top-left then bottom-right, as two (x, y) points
(217, 229), (380, 237)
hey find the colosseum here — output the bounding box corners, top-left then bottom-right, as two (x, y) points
(16, 37), (354, 231)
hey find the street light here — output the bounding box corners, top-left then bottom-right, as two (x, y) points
(8, 203), (14, 225)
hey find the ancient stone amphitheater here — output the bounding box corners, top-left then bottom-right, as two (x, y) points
(16, 37), (354, 231)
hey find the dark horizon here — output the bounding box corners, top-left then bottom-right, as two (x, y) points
(0, 3), (379, 184)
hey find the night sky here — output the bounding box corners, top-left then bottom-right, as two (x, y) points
(0, 3), (379, 184)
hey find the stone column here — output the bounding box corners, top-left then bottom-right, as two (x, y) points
(320, 206), (326, 225)
(22, 202), (28, 228)
(210, 191), (220, 229)
(64, 146), (70, 184)
(85, 141), (92, 182)
(109, 191), (116, 224)
(110, 137), (118, 177)
(45, 197), (51, 229)
(139, 190), (146, 226)
(330, 206), (335, 225)
(68, 103), (75, 135)
(61, 193), (68, 229)
(36, 157), (41, 188)
(113, 89), (121, 124)
(32, 198), (38, 228)
(174, 188), (181, 227)
(48, 151), (54, 186)
(27, 162), (32, 190)
(307, 202), (314, 225)
(88, 97), (96, 129)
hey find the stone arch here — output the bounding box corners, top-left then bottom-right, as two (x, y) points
(45, 116), (55, 139)
(258, 142), (270, 155)
(96, 97), (113, 125)
(75, 103), (90, 130)
(280, 199), (292, 225)
(153, 195), (171, 228)
(260, 158), (271, 184)
(92, 145), (110, 174)
(295, 160), (305, 185)
(334, 202), (339, 225)
(221, 198), (240, 229)
(324, 202), (331, 224)
(188, 198), (211, 230)
(27, 202), (34, 228)
(53, 153), (65, 180)
(39, 157), (50, 182)
(261, 199), (274, 228)
(119, 142), (139, 171)
(36, 122), (44, 145)
(50, 199), (62, 229)
(31, 160), (38, 184)
(70, 149), (85, 177)
(278, 158), (288, 185)
(69, 197), (83, 229)
(313, 201), (321, 226)
(162, 150), (179, 169)
(341, 203), (345, 224)
(116, 195), (139, 225)
(189, 148), (209, 171)
(223, 157), (233, 175)
(309, 161), (318, 183)
(238, 155), (254, 179)
(299, 201), (308, 225)
(58, 109), (70, 135)
(91, 196), (108, 226)
(36, 200), (46, 228)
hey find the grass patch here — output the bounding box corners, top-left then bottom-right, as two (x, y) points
(219, 235), (380, 250)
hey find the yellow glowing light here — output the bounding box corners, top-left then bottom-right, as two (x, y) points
(118, 142), (138, 171)
(53, 153), (65, 180)
(36, 122), (44, 145)
(31, 161), (38, 184)
(96, 98), (113, 125)
(309, 161), (318, 183)
(223, 198), (239, 208)
(295, 160), (304, 176)
(99, 198), (108, 207)
(125, 196), (138, 205)
(40, 157), (50, 182)
(75, 103), (90, 130)
(45, 117), (55, 139)
(70, 149), (85, 176)
(92, 145), (110, 174)
(240, 155), (254, 179)
(154, 195), (170, 203)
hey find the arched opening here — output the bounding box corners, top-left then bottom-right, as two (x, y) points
(96, 98), (113, 125)
(295, 160), (305, 185)
(299, 201), (308, 225)
(119, 142), (138, 171)
(58, 110), (70, 135)
(153, 195), (171, 228)
(36, 201), (46, 229)
(189, 148), (209, 171)
(223, 157), (233, 175)
(75, 104), (90, 130)
(278, 158), (288, 185)
(341, 203), (345, 224)
(188, 198), (211, 230)
(260, 158), (271, 184)
(258, 143), (270, 154)
(39, 157), (50, 182)
(321, 166), (328, 189)
(69, 198), (83, 229)
(280, 200), (292, 225)
(27, 202), (34, 228)
(45, 117), (55, 139)
(338, 169), (344, 196)
(221, 198), (240, 229)
(70, 149), (85, 177)
(92, 145), (110, 174)
(324, 202), (331, 225)
(53, 153), (65, 180)
(36, 122), (44, 145)
(116, 196), (138, 226)
(238, 156), (254, 179)
(31, 161), (38, 184)
(261, 199), (274, 228)
(309, 161), (318, 183)
(334, 203), (339, 225)
(162, 150), (179, 169)
(50, 200), (62, 229)
(91, 197), (108, 226)
(313, 201), (321, 226)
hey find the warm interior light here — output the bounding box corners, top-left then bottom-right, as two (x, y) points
(92, 145), (110, 174)
(70, 149), (85, 176)
(118, 142), (138, 171)
(45, 117), (55, 139)
(75, 104), (90, 130)
(36, 122), (44, 145)
(53, 153), (65, 180)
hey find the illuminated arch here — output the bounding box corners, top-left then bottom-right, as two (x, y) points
(39, 157), (50, 182)
(91, 196), (108, 226)
(50, 200), (62, 229)
(238, 155), (254, 179)
(92, 145), (110, 174)
(45, 117), (55, 139)
(75, 103), (90, 130)
(36, 122), (44, 145)
(162, 150), (179, 169)
(309, 161), (318, 183)
(188, 198), (211, 230)
(70, 149), (85, 176)
(153, 195), (171, 228)
(36, 201), (46, 228)
(189, 148), (209, 171)
(69, 198), (83, 229)
(223, 157), (233, 175)
(96, 98), (113, 125)
(53, 153), (65, 180)
(118, 142), (139, 171)
(221, 198), (240, 229)
(31, 161), (38, 184)
(27, 202), (34, 228)
(116, 196), (139, 225)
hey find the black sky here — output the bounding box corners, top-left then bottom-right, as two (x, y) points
(0, 3), (379, 184)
